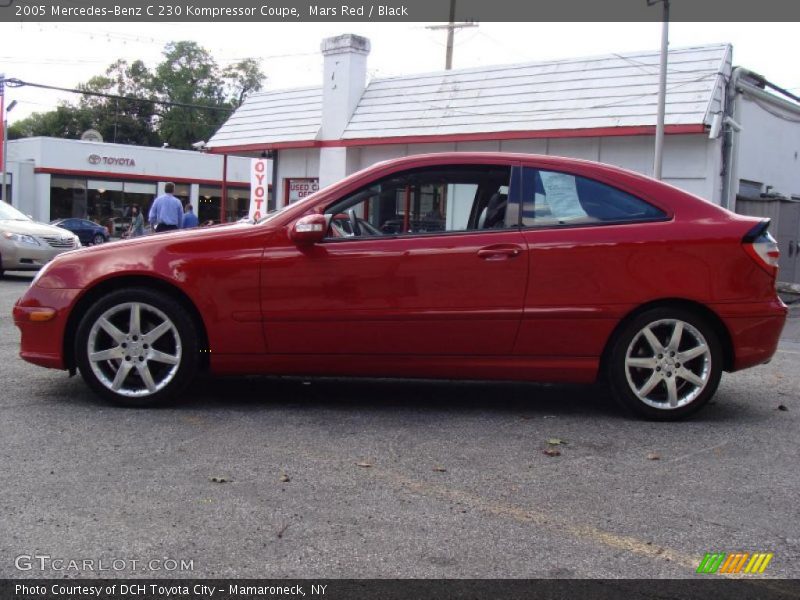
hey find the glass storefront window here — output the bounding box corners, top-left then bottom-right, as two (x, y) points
(48, 177), (261, 233)
(51, 178), (158, 237)
(124, 182), (157, 233)
(50, 177), (88, 221)
(226, 187), (250, 223)
(172, 183), (190, 205)
(198, 185), (221, 225)
(87, 180), (124, 237)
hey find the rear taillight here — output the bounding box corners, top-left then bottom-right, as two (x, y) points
(743, 220), (780, 277)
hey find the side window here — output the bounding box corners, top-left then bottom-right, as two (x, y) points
(324, 165), (512, 239)
(521, 168), (666, 227)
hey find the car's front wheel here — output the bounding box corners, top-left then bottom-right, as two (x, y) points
(92, 233), (105, 245)
(75, 288), (198, 407)
(608, 307), (722, 420)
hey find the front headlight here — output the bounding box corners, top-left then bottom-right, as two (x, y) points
(2, 231), (41, 246)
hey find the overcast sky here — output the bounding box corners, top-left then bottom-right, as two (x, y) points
(1, 21), (798, 123)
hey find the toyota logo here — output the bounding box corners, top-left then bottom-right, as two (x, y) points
(88, 154), (101, 165)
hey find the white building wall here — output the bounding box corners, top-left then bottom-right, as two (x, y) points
(499, 139), (548, 154)
(736, 95), (800, 198)
(357, 145), (409, 167)
(275, 148), (321, 207)
(352, 133), (719, 203)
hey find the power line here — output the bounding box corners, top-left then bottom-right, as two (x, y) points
(2, 78), (234, 113)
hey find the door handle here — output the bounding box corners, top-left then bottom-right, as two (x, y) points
(477, 245), (523, 260)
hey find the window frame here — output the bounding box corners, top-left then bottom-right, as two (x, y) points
(320, 163), (520, 244)
(518, 166), (671, 231)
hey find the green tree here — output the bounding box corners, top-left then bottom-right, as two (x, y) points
(77, 59), (161, 146)
(8, 104), (93, 139)
(153, 41), (228, 149)
(222, 58), (265, 107)
(9, 41), (265, 149)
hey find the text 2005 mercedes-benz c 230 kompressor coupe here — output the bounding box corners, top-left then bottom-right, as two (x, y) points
(14, 154), (787, 420)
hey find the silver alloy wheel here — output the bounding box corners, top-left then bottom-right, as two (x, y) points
(86, 301), (182, 398)
(624, 318), (711, 410)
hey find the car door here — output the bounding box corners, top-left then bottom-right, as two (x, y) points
(260, 163), (529, 356)
(514, 165), (670, 359)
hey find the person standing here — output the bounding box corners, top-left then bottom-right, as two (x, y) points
(148, 182), (183, 233)
(128, 205), (145, 237)
(182, 203), (199, 228)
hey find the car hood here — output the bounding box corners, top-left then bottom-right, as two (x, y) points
(35, 220), (273, 290)
(0, 218), (76, 238)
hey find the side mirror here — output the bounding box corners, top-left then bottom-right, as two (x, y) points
(291, 214), (328, 245)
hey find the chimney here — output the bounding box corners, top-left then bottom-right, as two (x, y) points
(319, 34), (371, 140)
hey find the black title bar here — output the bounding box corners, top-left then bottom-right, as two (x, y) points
(4, 579), (800, 600)
(1, 0), (800, 22)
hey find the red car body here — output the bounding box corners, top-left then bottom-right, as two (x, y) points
(13, 153), (787, 417)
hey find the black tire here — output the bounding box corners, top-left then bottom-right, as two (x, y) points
(92, 233), (105, 245)
(607, 307), (723, 421)
(75, 287), (199, 407)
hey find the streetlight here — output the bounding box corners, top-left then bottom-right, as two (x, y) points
(648, 0), (670, 180)
(2, 97), (17, 202)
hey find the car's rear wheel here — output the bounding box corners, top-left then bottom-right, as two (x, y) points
(75, 288), (198, 407)
(92, 233), (105, 245)
(608, 307), (722, 420)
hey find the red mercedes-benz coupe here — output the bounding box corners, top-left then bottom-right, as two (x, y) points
(14, 153), (787, 419)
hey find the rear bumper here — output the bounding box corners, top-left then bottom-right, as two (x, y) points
(713, 298), (788, 371)
(13, 286), (83, 370)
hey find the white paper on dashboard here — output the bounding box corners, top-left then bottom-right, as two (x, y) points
(539, 171), (587, 219)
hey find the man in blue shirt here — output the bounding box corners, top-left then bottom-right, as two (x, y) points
(148, 182), (184, 232)
(182, 203), (199, 228)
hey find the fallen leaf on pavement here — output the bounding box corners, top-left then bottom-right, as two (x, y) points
(356, 462), (373, 468)
(543, 448), (561, 457)
(277, 523), (291, 539)
(547, 438), (566, 445)
(432, 466), (447, 472)
(209, 476), (230, 483)
(279, 473), (290, 483)
(647, 453), (661, 461)
(778, 405), (788, 411)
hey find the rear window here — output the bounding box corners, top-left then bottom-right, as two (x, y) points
(521, 168), (666, 227)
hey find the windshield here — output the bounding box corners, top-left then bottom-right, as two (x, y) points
(0, 201), (31, 221)
(255, 203), (294, 225)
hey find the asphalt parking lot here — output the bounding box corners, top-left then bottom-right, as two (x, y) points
(1, 272), (798, 580)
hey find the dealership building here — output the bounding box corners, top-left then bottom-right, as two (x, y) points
(3, 137), (258, 230)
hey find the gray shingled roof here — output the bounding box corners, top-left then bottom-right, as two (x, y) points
(207, 44), (730, 149)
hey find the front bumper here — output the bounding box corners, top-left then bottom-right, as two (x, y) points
(1, 240), (73, 271)
(13, 286), (83, 370)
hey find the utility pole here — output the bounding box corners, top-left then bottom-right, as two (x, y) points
(426, 0), (477, 70)
(648, 0), (670, 180)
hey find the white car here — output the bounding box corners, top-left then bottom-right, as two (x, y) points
(0, 201), (81, 277)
